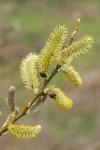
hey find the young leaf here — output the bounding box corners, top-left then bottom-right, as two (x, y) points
(27, 94), (47, 114)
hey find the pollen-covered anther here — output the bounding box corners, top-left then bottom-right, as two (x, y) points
(20, 53), (39, 93)
(87, 37), (91, 40)
(8, 124), (41, 138)
(61, 65), (83, 86)
(46, 86), (73, 110)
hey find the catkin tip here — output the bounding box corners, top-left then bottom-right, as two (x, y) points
(9, 86), (16, 92)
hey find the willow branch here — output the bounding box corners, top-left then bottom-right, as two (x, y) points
(0, 20), (81, 136)
(0, 64), (60, 136)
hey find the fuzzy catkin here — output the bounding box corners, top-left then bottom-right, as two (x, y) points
(20, 53), (39, 93)
(8, 124), (41, 138)
(45, 87), (73, 110)
(38, 25), (68, 77)
(59, 35), (94, 65)
(61, 65), (83, 86)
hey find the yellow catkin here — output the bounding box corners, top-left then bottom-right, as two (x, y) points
(45, 87), (73, 110)
(20, 53), (39, 93)
(38, 25), (68, 77)
(59, 35), (94, 65)
(8, 124), (41, 138)
(61, 65), (83, 86)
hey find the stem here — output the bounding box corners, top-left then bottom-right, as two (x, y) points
(69, 19), (80, 45)
(43, 64), (61, 87)
(0, 64), (60, 136)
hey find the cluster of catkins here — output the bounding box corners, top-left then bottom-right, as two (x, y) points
(6, 20), (94, 138)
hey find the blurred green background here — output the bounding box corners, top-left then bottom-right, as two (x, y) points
(0, 0), (100, 150)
